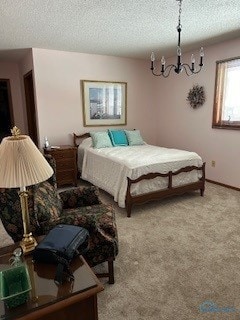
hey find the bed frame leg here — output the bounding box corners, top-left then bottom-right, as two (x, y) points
(126, 204), (132, 218)
(200, 188), (204, 196)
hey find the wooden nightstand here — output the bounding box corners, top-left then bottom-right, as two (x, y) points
(44, 145), (77, 187)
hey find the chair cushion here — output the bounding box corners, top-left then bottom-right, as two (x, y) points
(33, 181), (62, 226)
(60, 186), (101, 209)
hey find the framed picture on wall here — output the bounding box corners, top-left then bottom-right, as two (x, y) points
(81, 80), (127, 126)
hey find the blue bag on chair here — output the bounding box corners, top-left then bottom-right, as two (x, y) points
(33, 224), (89, 284)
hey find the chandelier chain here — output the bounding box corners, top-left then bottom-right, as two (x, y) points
(177, 0), (182, 28)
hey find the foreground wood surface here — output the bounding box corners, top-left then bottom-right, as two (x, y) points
(0, 242), (104, 320)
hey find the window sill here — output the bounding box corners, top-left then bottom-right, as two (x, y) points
(212, 124), (240, 130)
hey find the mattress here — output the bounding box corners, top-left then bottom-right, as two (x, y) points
(78, 141), (203, 208)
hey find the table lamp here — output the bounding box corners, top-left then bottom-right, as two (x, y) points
(0, 127), (54, 254)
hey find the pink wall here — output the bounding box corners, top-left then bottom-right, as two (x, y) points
(0, 62), (26, 133)
(155, 37), (240, 188)
(32, 48), (157, 148)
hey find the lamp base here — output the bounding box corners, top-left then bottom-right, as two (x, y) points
(20, 233), (38, 254)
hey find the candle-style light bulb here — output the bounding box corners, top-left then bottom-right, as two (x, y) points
(150, 52), (155, 71)
(161, 56), (165, 73)
(199, 47), (204, 67)
(151, 52), (155, 62)
(191, 54), (195, 71)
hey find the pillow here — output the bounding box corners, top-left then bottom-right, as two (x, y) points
(79, 137), (92, 148)
(90, 131), (112, 148)
(108, 129), (128, 146)
(124, 130), (144, 146)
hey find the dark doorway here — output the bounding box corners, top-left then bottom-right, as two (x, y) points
(24, 71), (38, 146)
(0, 79), (14, 142)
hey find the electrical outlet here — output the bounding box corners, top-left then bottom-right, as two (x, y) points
(211, 160), (216, 167)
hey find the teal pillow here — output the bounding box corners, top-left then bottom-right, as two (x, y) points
(90, 131), (113, 148)
(124, 130), (144, 146)
(108, 130), (128, 146)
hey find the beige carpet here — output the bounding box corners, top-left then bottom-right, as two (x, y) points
(98, 182), (240, 320)
(1, 182), (240, 320)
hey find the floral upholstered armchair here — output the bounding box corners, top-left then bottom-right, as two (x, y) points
(0, 155), (118, 284)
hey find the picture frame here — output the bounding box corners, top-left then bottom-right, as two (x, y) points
(81, 80), (127, 126)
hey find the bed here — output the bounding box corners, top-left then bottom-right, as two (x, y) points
(73, 132), (205, 217)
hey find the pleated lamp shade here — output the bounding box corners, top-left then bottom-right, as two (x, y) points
(0, 135), (53, 188)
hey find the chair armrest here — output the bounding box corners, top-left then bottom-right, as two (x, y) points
(59, 186), (101, 209)
(95, 204), (117, 238)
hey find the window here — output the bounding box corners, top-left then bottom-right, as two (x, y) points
(212, 57), (240, 130)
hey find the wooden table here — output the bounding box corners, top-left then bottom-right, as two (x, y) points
(0, 243), (104, 320)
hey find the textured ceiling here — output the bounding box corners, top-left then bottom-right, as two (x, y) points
(0, 0), (240, 61)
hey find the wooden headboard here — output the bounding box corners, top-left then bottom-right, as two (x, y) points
(73, 132), (91, 147)
(73, 129), (137, 147)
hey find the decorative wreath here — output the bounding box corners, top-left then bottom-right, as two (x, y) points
(187, 85), (206, 109)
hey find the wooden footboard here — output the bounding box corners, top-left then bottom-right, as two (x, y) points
(125, 162), (206, 217)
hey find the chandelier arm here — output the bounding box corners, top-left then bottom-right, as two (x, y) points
(181, 64), (194, 76)
(162, 65), (176, 78)
(191, 67), (203, 75)
(151, 69), (164, 77)
(151, 64), (176, 77)
(181, 63), (203, 76)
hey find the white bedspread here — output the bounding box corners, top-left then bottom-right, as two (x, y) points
(79, 144), (203, 208)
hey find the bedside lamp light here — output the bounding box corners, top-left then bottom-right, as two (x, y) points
(0, 127), (54, 253)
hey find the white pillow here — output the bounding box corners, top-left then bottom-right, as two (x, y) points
(79, 137), (92, 149)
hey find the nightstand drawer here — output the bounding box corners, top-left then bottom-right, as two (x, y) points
(51, 150), (75, 160)
(56, 158), (75, 170)
(56, 170), (76, 186)
(44, 145), (77, 187)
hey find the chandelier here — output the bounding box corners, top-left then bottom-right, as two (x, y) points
(150, 0), (204, 78)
